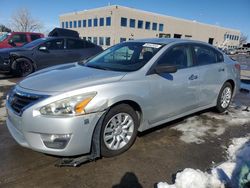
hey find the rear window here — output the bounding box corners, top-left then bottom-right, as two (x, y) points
(30, 34), (41, 41)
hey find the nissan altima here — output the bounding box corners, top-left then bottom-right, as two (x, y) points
(6, 38), (240, 158)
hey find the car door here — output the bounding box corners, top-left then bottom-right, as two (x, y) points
(147, 44), (201, 125)
(35, 38), (66, 69)
(192, 44), (227, 107)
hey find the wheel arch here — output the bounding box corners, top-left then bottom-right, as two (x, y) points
(10, 55), (37, 71)
(225, 79), (235, 93)
(108, 100), (143, 124)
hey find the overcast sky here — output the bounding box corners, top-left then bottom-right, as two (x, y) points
(0, 0), (249, 41)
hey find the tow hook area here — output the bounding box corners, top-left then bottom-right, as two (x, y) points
(55, 153), (98, 167)
(55, 113), (105, 167)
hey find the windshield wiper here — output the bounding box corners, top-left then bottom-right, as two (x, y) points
(86, 64), (111, 71)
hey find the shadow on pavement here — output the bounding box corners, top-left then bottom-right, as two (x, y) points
(112, 172), (143, 188)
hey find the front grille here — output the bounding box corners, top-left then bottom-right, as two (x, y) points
(8, 90), (46, 115)
(0, 56), (4, 64)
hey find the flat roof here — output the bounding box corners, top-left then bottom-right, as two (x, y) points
(60, 5), (240, 33)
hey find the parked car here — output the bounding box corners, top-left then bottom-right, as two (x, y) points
(0, 37), (103, 76)
(6, 38), (240, 158)
(0, 32), (44, 49)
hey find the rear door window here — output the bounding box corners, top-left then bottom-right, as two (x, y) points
(193, 45), (223, 66)
(66, 39), (86, 49)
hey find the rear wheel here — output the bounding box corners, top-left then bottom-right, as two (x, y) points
(101, 104), (139, 157)
(215, 82), (233, 113)
(13, 58), (34, 77)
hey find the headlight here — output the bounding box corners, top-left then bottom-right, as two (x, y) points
(40, 93), (96, 116)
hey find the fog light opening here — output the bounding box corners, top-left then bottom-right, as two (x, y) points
(41, 134), (71, 149)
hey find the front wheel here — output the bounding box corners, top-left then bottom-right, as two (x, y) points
(13, 58), (34, 77)
(215, 82), (233, 113)
(100, 104), (139, 157)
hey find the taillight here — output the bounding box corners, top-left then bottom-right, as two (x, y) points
(235, 63), (241, 71)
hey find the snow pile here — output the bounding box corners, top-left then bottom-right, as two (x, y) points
(158, 168), (223, 188)
(157, 136), (250, 188)
(171, 105), (250, 144)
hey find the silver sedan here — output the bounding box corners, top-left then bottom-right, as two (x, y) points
(6, 38), (240, 157)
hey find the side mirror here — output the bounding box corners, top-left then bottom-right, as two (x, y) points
(8, 39), (16, 47)
(39, 46), (48, 52)
(155, 65), (177, 74)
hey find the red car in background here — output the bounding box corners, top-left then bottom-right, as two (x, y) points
(0, 32), (44, 48)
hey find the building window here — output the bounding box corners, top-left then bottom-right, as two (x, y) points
(106, 17), (111, 26)
(94, 18), (98, 27)
(69, 21), (72, 28)
(93, 37), (97, 44)
(106, 37), (111, 46)
(152, 23), (157, 30)
(74, 21), (77, 28)
(120, 38), (126, 43)
(88, 37), (92, 41)
(62, 22), (64, 28)
(65, 22), (68, 28)
(78, 20), (81, 27)
(99, 37), (104, 45)
(145, 21), (150, 30)
(100, 18), (104, 26)
(121, 17), (127, 27)
(138, 20), (143, 29)
(83, 20), (86, 27)
(88, 19), (92, 27)
(159, 24), (164, 31)
(130, 19), (135, 28)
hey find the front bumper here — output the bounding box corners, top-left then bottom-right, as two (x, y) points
(6, 102), (105, 156)
(0, 56), (11, 73)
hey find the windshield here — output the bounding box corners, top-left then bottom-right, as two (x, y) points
(22, 38), (46, 48)
(0, 33), (8, 42)
(85, 42), (164, 72)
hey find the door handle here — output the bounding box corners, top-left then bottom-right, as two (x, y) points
(218, 68), (225, 72)
(189, 74), (198, 80)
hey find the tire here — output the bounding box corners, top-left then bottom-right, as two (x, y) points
(215, 82), (233, 113)
(101, 104), (139, 157)
(13, 58), (34, 77)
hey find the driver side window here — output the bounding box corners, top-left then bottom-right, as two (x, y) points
(157, 45), (192, 69)
(45, 39), (64, 50)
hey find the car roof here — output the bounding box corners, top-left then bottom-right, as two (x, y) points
(129, 38), (214, 46)
(11, 32), (43, 35)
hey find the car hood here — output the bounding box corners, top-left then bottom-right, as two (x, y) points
(19, 63), (127, 92)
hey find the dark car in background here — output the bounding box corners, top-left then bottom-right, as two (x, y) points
(0, 32), (44, 48)
(0, 37), (103, 76)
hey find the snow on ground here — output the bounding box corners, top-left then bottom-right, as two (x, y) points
(0, 79), (15, 86)
(158, 136), (250, 188)
(171, 105), (250, 144)
(0, 91), (6, 121)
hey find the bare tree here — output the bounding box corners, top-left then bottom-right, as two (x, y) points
(239, 33), (248, 46)
(11, 8), (43, 32)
